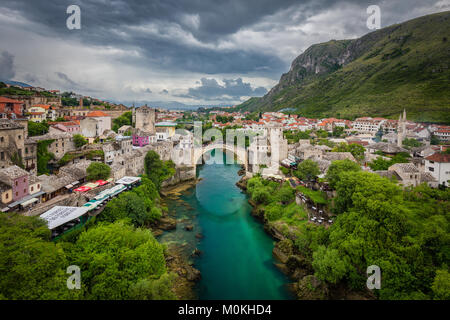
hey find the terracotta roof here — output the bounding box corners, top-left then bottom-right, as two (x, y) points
(32, 104), (51, 109)
(425, 153), (450, 163)
(86, 111), (109, 117)
(0, 96), (23, 103)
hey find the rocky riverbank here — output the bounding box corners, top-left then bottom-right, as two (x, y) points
(153, 177), (204, 299)
(165, 244), (201, 299)
(235, 176), (375, 300)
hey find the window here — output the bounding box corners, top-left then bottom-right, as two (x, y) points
(25, 148), (28, 154)
(15, 181), (18, 186)
(23, 178), (26, 182)
(429, 167), (434, 172)
(0, 136), (3, 142)
(31, 186), (34, 192)
(16, 192), (18, 197)
(18, 135), (21, 140)
(5, 193), (8, 199)
(0, 152), (4, 160)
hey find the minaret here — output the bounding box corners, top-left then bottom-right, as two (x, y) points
(397, 109), (406, 147)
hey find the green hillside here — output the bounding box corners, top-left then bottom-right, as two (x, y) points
(237, 11), (450, 123)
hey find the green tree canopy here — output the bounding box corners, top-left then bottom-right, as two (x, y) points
(73, 134), (88, 148)
(66, 221), (170, 299)
(325, 159), (361, 189)
(294, 159), (320, 181)
(86, 162), (111, 181)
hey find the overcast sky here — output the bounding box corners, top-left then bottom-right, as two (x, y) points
(0, 0), (448, 106)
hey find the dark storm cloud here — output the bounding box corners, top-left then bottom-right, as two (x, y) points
(55, 72), (79, 87)
(1, 0), (430, 77)
(0, 51), (15, 80)
(176, 77), (267, 101)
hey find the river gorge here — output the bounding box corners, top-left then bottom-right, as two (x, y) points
(160, 149), (293, 300)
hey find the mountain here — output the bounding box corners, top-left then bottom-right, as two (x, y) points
(1, 80), (32, 87)
(117, 100), (232, 110)
(237, 11), (450, 123)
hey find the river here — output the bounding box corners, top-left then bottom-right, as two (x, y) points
(160, 149), (293, 300)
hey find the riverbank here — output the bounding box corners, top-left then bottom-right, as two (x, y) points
(236, 176), (375, 300)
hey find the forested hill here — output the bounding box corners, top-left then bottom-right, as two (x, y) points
(237, 11), (450, 123)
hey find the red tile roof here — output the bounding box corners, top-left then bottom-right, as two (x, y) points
(86, 111), (109, 117)
(425, 153), (450, 163)
(0, 96), (23, 103)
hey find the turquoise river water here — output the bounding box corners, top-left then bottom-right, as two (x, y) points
(160, 149), (293, 300)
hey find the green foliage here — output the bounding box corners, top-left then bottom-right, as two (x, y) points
(308, 172), (450, 299)
(325, 159), (361, 189)
(279, 166), (290, 175)
(283, 130), (311, 143)
(36, 139), (55, 175)
(144, 151), (175, 190)
(112, 111), (132, 132)
(215, 115), (234, 123)
(276, 183), (295, 204)
(294, 159), (320, 181)
(73, 134), (88, 148)
(368, 153), (410, 171)
(0, 214), (80, 299)
(28, 121), (49, 137)
(296, 186), (328, 205)
(432, 269), (450, 300)
(86, 162), (111, 181)
(312, 246), (348, 284)
(129, 273), (177, 300)
(332, 126), (344, 137)
(332, 143), (365, 162)
(99, 176), (162, 226)
(66, 221), (169, 299)
(402, 138), (423, 149)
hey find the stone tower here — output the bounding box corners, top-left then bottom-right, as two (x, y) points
(134, 105), (156, 134)
(267, 122), (288, 167)
(397, 109), (406, 147)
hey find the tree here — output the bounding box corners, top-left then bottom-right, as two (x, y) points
(144, 151), (175, 190)
(277, 184), (295, 204)
(73, 134), (88, 148)
(0, 214), (80, 299)
(332, 142), (366, 162)
(112, 111), (132, 132)
(251, 186), (271, 204)
(28, 121), (49, 136)
(312, 246), (349, 284)
(66, 221), (169, 299)
(326, 159), (361, 189)
(86, 162), (111, 180)
(294, 159), (320, 181)
(332, 126), (344, 137)
(432, 269), (450, 300)
(145, 150), (164, 188)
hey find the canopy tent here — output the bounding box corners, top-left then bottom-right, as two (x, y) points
(84, 182), (99, 189)
(74, 186), (91, 192)
(95, 180), (109, 186)
(40, 206), (89, 230)
(109, 184), (126, 196)
(83, 201), (99, 211)
(20, 197), (39, 207)
(115, 176), (141, 185)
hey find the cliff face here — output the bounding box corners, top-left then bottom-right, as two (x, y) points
(238, 11), (450, 123)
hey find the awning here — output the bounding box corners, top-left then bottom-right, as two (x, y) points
(95, 180), (109, 186)
(84, 182), (99, 189)
(74, 186), (91, 192)
(21, 197), (38, 207)
(115, 176), (141, 185)
(8, 191), (45, 208)
(40, 206), (89, 229)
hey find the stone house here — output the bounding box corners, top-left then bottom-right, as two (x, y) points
(28, 132), (76, 161)
(80, 111), (111, 138)
(425, 153), (450, 186)
(0, 165), (29, 202)
(0, 119), (26, 169)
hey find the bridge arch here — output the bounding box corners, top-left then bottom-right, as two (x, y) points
(193, 143), (248, 171)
